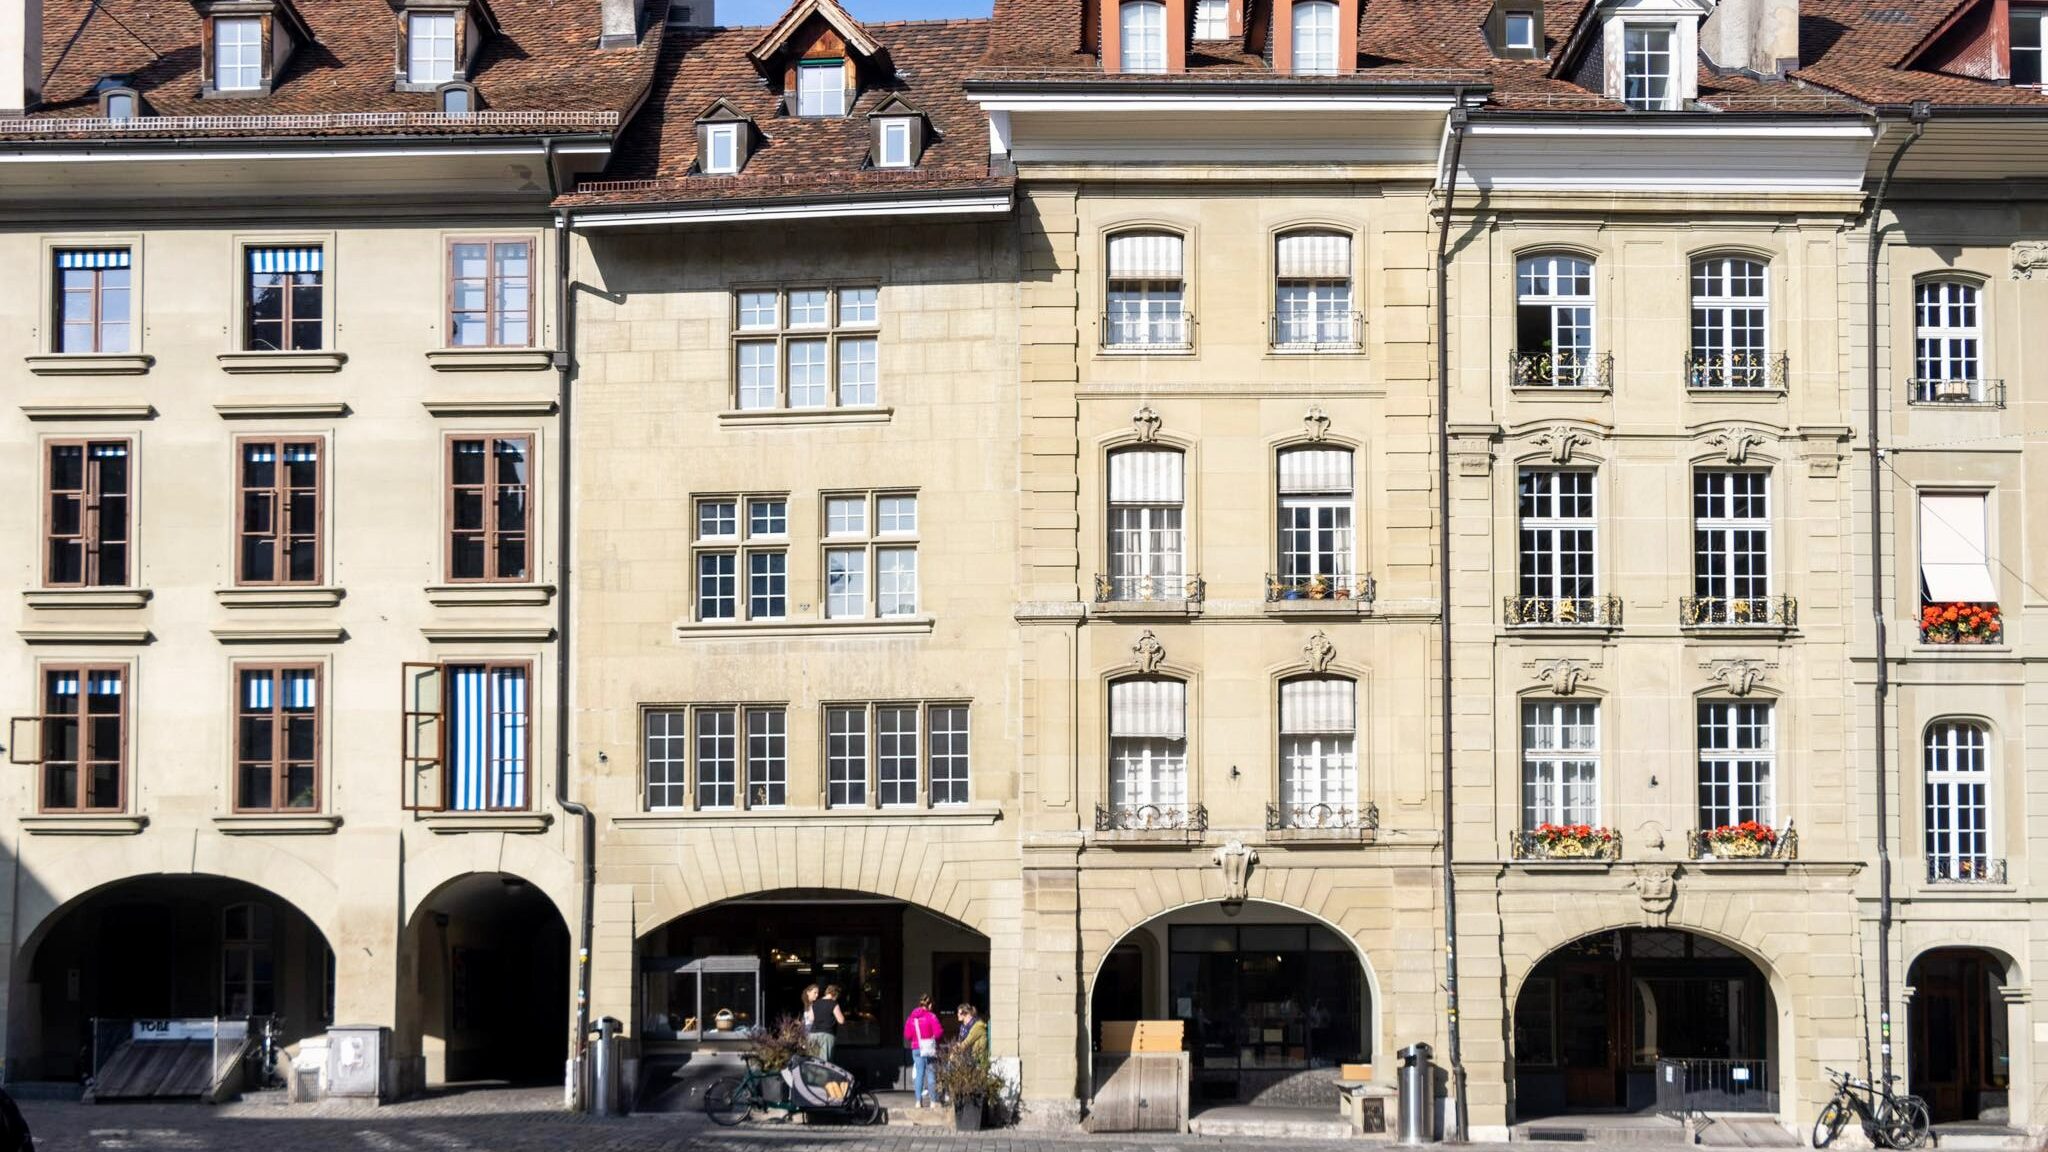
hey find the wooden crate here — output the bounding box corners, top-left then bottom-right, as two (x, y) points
(1098, 1019), (1185, 1054)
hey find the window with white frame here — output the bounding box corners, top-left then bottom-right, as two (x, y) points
(694, 495), (787, 621)
(408, 11), (457, 85)
(1697, 699), (1774, 832)
(1913, 280), (1985, 402)
(732, 286), (879, 410)
(215, 16), (263, 91)
(1516, 469), (1596, 616)
(1274, 231), (1355, 348)
(796, 60), (846, 116)
(1504, 10), (1536, 49)
(1120, 0), (1167, 71)
(819, 701), (971, 809)
(2013, 8), (2045, 86)
(1514, 254), (1595, 385)
(827, 705), (869, 807)
(703, 122), (742, 174)
(1689, 256), (1770, 388)
(1292, 0), (1339, 73)
(1279, 676), (1357, 827)
(824, 491), (918, 619)
(877, 118), (913, 168)
(644, 708), (690, 810)
(1109, 677), (1188, 816)
(1925, 721), (1992, 881)
(1276, 446), (1355, 594)
(697, 708), (738, 808)
(1919, 492), (1998, 609)
(1622, 23), (1677, 110)
(1105, 232), (1188, 347)
(1107, 447), (1186, 601)
(1522, 698), (1599, 828)
(1692, 470), (1771, 622)
(1194, 0), (1229, 37)
(746, 706), (787, 807)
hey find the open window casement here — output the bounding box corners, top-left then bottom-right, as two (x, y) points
(7, 716), (44, 765)
(1920, 493), (1999, 603)
(400, 662), (447, 812)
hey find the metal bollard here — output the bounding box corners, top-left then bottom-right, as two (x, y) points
(1398, 1041), (1435, 1145)
(592, 1017), (622, 1117)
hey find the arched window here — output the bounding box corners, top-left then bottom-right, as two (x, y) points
(1292, 0), (1339, 74)
(1275, 446), (1355, 597)
(1925, 721), (1993, 881)
(1689, 256), (1771, 388)
(1279, 676), (1358, 827)
(1105, 231), (1187, 347)
(1108, 677), (1189, 823)
(1119, 0), (1167, 72)
(1105, 446), (1186, 601)
(1513, 254), (1595, 386)
(1514, 466), (1599, 623)
(1273, 230), (1355, 348)
(1913, 280), (1986, 403)
(222, 902), (276, 1017)
(1690, 469), (1772, 625)
(1522, 698), (1599, 828)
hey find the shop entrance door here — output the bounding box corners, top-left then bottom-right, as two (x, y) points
(1910, 949), (2010, 1123)
(932, 952), (991, 1015)
(1558, 962), (1621, 1109)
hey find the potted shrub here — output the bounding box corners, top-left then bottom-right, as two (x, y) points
(1531, 822), (1614, 859)
(1704, 821), (1779, 858)
(745, 1015), (815, 1071)
(937, 1047), (1005, 1131)
(1920, 602), (2001, 645)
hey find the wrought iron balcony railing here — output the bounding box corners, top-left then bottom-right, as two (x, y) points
(1095, 802), (1208, 834)
(1102, 311), (1194, 350)
(1095, 573), (1205, 604)
(1265, 572), (1375, 605)
(1685, 350), (1788, 390)
(1686, 823), (1799, 860)
(1680, 594), (1798, 628)
(1503, 594), (1622, 627)
(1270, 311), (1363, 351)
(1908, 378), (2004, 407)
(1927, 857), (2007, 884)
(1267, 800), (1380, 834)
(1509, 348), (1612, 390)
(1510, 828), (1623, 861)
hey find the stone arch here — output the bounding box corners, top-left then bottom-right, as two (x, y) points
(399, 833), (579, 928)
(1504, 908), (1791, 1006)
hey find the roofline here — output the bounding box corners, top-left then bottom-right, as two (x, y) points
(0, 133), (614, 157)
(567, 188), (1013, 227)
(1866, 102), (2048, 119)
(965, 77), (1492, 97)
(1468, 109), (1875, 126)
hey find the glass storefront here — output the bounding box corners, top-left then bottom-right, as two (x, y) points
(1168, 922), (1366, 1102)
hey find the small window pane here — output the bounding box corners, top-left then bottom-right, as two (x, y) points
(737, 291), (778, 329)
(840, 287), (878, 325)
(697, 500), (737, 539)
(826, 548), (867, 618)
(877, 495), (917, 534)
(838, 337), (878, 406)
(748, 499), (787, 537)
(788, 289), (829, 327)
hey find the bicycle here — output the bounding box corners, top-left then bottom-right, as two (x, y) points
(704, 1055), (881, 1127)
(1813, 1067), (1930, 1150)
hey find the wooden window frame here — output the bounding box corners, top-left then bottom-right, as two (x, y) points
(53, 251), (133, 354)
(729, 286), (882, 411)
(234, 435), (325, 587)
(232, 663), (323, 813)
(44, 437), (133, 589)
(446, 237), (536, 349)
(18, 663), (131, 814)
(445, 433), (534, 583)
(244, 247), (326, 352)
(398, 659), (534, 812)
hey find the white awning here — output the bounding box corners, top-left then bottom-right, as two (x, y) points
(1107, 232), (1183, 279)
(1276, 231), (1350, 279)
(1109, 447), (1184, 504)
(1281, 677), (1354, 734)
(1110, 678), (1186, 739)
(1278, 447), (1353, 495)
(1919, 493), (1998, 602)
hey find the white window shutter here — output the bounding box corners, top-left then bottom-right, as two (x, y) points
(1110, 678), (1187, 739)
(1281, 678), (1354, 734)
(1107, 233), (1183, 279)
(1919, 493), (1998, 602)
(1276, 232), (1350, 279)
(1109, 447), (1185, 503)
(1278, 447), (1353, 494)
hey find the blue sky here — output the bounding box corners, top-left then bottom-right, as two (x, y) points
(714, 0), (993, 25)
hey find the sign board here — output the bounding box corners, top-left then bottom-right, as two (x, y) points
(133, 1019), (248, 1042)
(1732, 1066), (1752, 1082)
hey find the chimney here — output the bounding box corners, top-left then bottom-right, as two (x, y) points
(600, 0), (641, 48)
(1701, 0), (1800, 77)
(1, 0), (41, 115)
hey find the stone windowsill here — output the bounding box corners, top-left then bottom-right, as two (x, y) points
(420, 811), (553, 835)
(1909, 642), (2011, 658)
(216, 586), (345, 609)
(717, 406), (894, 428)
(1097, 345), (1196, 358)
(1508, 858), (1618, 873)
(20, 813), (149, 836)
(1262, 599), (1371, 619)
(424, 583), (556, 607)
(1682, 857), (1793, 874)
(213, 813), (343, 835)
(25, 353), (155, 376)
(218, 351), (347, 374)
(1678, 623), (1795, 639)
(424, 348), (558, 373)
(1091, 600), (1202, 620)
(1508, 384), (1612, 399)
(1086, 829), (1208, 849)
(210, 625), (347, 644)
(1263, 827), (1378, 846)
(674, 616), (934, 639)
(613, 805), (1003, 829)
(24, 588), (151, 610)
(1686, 386), (1787, 400)
(420, 624), (556, 643)
(19, 401), (155, 420)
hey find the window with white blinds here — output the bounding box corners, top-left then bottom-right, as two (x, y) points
(1109, 677), (1188, 814)
(1106, 232), (1187, 347)
(1277, 447), (1354, 587)
(1275, 231), (1355, 348)
(1279, 676), (1357, 824)
(1107, 447), (1186, 600)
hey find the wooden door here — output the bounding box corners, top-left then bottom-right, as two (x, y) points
(1558, 963), (1621, 1109)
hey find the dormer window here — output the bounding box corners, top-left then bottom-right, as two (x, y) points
(215, 17), (263, 91)
(2014, 9), (2045, 85)
(438, 81), (476, 115)
(409, 11), (457, 85)
(877, 119), (913, 167)
(1194, 0), (1229, 38)
(705, 123), (742, 174)
(796, 59), (846, 116)
(1504, 11), (1536, 49)
(1622, 23), (1677, 109)
(1293, 0), (1340, 74)
(105, 91), (136, 120)
(1120, 1), (1167, 72)
(199, 0), (310, 98)
(93, 77), (142, 121)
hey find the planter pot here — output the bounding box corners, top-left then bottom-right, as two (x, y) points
(954, 1099), (985, 1131)
(1709, 838), (1768, 858)
(1544, 838), (1592, 858)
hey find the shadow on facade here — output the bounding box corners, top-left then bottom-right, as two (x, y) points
(400, 873), (571, 1091)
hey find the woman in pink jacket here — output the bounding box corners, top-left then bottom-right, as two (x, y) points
(903, 994), (943, 1108)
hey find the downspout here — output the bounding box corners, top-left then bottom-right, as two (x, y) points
(1864, 103), (1928, 1090)
(1435, 96), (1470, 1144)
(542, 137), (599, 1087)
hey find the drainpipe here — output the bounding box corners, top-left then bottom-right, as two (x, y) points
(541, 138), (600, 1095)
(1865, 102), (1929, 1091)
(1435, 95), (1470, 1143)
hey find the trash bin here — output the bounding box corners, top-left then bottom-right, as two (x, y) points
(588, 1017), (623, 1117)
(1397, 1042), (1435, 1145)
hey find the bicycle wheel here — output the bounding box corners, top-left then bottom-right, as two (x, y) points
(847, 1089), (882, 1126)
(1812, 1098), (1848, 1149)
(1883, 1095), (1930, 1150)
(705, 1076), (758, 1126)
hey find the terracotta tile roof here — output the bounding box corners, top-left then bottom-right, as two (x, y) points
(1791, 0), (2048, 107)
(560, 19), (1011, 210)
(9, 0), (662, 138)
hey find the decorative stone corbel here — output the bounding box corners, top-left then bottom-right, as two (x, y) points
(1132, 405), (1162, 443)
(2011, 241), (2048, 280)
(1632, 865), (1677, 927)
(1709, 426), (1763, 466)
(1213, 839), (1257, 902)
(1132, 629), (1166, 673)
(1534, 425), (1590, 466)
(1705, 658), (1765, 696)
(1303, 406), (1331, 443)
(1303, 630), (1336, 673)
(1535, 658), (1590, 696)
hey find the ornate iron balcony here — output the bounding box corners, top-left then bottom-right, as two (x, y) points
(1679, 594), (1798, 628)
(1267, 801), (1380, 833)
(1509, 348), (1612, 390)
(1094, 573), (1205, 604)
(1102, 311), (1193, 350)
(1685, 350), (1788, 390)
(1270, 311), (1363, 351)
(1908, 378), (2003, 407)
(1503, 594), (1622, 627)
(1926, 857), (2006, 884)
(1095, 802), (1207, 834)
(1266, 572), (1375, 604)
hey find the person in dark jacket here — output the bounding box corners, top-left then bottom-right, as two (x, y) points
(0, 1084), (33, 1152)
(809, 984), (846, 1063)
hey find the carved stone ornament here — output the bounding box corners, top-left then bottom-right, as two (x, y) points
(1214, 839), (1258, 902)
(1534, 425), (1590, 466)
(1132, 630), (1167, 673)
(1705, 658), (1765, 697)
(1303, 630), (1336, 673)
(1303, 406), (1332, 443)
(1709, 426), (1763, 466)
(1132, 405), (1162, 443)
(2012, 242), (2048, 280)
(1633, 865), (1677, 927)
(1535, 658), (1590, 696)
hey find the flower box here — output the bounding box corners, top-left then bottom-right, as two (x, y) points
(1515, 823), (1619, 860)
(1921, 601), (2001, 645)
(1701, 821), (1782, 859)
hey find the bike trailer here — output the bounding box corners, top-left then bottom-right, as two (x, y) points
(783, 1057), (856, 1107)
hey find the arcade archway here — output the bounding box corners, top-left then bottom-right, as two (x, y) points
(1909, 948), (2013, 1124)
(401, 872), (571, 1087)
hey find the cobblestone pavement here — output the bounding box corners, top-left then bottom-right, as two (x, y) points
(15, 1087), (1533, 1152)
